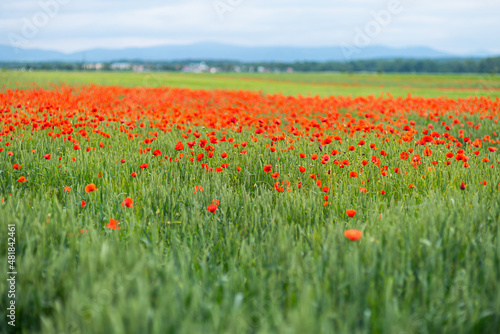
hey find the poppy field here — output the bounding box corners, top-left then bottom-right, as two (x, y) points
(1, 76), (500, 333)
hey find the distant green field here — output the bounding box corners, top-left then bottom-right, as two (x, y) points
(1, 70), (499, 98)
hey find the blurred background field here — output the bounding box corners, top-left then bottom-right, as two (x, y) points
(2, 71), (499, 98)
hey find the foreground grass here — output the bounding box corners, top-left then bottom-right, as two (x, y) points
(2, 187), (500, 333)
(1, 71), (499, 98)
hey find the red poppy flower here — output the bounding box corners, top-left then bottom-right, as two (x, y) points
(271, 172), (280, 179)
(106, 218), (120, 230)
(207, 204), (217, 213)
(13, 164), (21, 170)
(263, 165), (273, 173)
(131, 172), (138, 177)
(43, 154), (51, 160)
(175, 141), (184, 151)
(121, 197), (133, 208)
(85, 183), (97, 193)
(140, 163), (149, 169)
(18, 176), (27, 183)
(274, 182), (284, 192)
(81, 200), (86, 208)
(299, 166), (306, 173)
(346, 209), (356, 217)
(221, 152), (227, 158)
(349, 171), (358, 178)
(193, 185), (204, 193)
(344, 229), (362, 241)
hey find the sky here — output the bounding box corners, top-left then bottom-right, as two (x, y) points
(0, 0), (499, 55)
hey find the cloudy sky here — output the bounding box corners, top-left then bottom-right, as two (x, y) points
(1, 0), (499, 54)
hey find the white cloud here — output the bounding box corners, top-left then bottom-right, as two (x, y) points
(0, 0), (499, 54)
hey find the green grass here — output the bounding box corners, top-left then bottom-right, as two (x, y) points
(1, 70), (500, 98)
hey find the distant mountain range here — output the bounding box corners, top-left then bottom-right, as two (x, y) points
(0, 43), (496, 63)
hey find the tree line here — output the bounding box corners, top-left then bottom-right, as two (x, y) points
(1, 56), (499, 73)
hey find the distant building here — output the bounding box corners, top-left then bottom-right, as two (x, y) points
(83, 63), (104, 70)
(110, 63), (131, 70)
(182, 62), (209, 73)
(132, 65), (145, 72)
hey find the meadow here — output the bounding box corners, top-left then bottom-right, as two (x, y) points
(1, 71), (500, 333)
(1, 70), (500, 98)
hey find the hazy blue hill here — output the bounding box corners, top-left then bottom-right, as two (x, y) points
(0, 44), (71, 62)
(0, 43), (493, 62)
